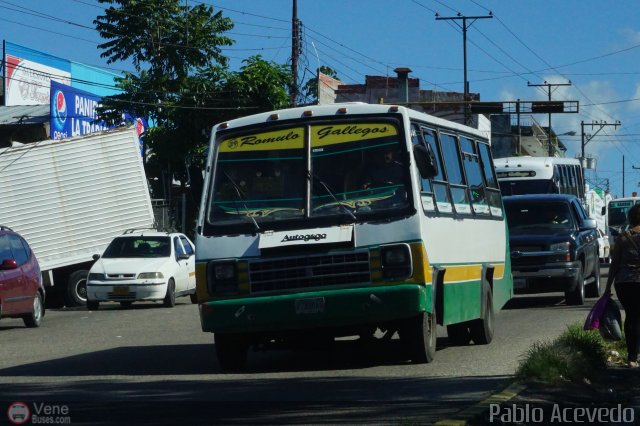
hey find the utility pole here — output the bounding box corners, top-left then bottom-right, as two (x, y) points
(436, 12), (493, 125)
(582, 120), (621, 192)
(623, 156), (626, 197)
(290, 0), (300, 107)
(527, 81), (572, 156)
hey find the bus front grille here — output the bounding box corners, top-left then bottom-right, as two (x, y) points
(249, 251), (371, 293)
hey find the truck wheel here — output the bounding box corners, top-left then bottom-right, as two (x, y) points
(65, 270), (89, 307)
(400, 311), (437, 363)
(469, 286), (494, 345)
(586, 259), (602, 298)
(22, 291), (44, 328)
(565, 265), (585, 306)
(215, 333), (249, 371)
(163, 279), (176, 308)
(189, 292), (198, 304)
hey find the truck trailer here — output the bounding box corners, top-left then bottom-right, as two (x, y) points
(0, 127), (155, 307)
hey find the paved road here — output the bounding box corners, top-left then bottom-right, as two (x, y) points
(0, 269), (607, 425)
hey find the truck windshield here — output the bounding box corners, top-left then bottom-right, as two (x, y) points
(505, 201), (574, 233)
(207, 121), (409, 229)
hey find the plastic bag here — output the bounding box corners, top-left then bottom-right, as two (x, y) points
(584, 293), (610, 331)
(600, 297), (623, 341)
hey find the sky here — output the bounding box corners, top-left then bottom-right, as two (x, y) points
(1, 0), (640, 198)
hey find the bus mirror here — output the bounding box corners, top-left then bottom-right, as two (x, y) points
(414, 144), (437, 179)
(601, 206), (606, 216)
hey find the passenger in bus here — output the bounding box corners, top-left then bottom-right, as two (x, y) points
(362, 148), (404, 190)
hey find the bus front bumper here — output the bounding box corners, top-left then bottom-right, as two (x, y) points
(199, 284), (430, 334)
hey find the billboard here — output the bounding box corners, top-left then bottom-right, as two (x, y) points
(50, 80), (146, 141)
(4, 42), (71, 106)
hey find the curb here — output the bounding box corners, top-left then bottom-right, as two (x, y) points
(434, 381), (527, 426)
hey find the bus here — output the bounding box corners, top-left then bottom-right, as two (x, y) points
(494, 156), (585, 199)
(195, 103), (513, 370)
(608, 195), (640, 236)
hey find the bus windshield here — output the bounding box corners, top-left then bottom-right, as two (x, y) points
(499, 179), (558, 196)
(608, 200), (638, 228)
(207, 121), (409, 229)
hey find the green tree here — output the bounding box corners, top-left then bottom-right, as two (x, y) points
(302, 66), (339, 104)
(93, 0), (291, 209)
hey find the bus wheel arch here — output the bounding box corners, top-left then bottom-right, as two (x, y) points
(469, 267), (495, 345)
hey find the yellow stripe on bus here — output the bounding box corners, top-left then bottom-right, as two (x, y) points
(311, 123), (398, 147)
(219, 128), (304, 152)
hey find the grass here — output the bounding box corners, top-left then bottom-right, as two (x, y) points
(515, 323), (627, 384)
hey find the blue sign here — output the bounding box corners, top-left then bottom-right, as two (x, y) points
(49, 81), (146, 141)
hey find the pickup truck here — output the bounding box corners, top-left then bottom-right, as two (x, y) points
(503, 194), (601, 305)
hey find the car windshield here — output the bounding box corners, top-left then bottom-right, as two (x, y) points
(102, 236), (171, 258)
(505, 201), (574, 233)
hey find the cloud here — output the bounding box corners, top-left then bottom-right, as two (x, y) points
(620, 28), (640, 44)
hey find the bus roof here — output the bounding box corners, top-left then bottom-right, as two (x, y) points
(211, 103), (489, 140)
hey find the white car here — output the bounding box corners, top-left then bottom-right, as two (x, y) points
(86, 229), (197, 309)
(597, 228), (611, 263)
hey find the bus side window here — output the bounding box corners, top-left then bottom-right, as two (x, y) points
(423, 127), (452, 213)
(460, 137), (490, 216)
(477, 142), (503, 217)
(411, 124), (436, 212)
(440, 133), (470, 215)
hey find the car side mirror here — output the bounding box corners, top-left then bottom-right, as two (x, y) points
(581, 218), (597, 230)
(0, 259), (18, 270)
(178, 253), (190, 260)
(92, 254), (101, 261)
(601, 206), (606, 215)
(413, 144), (438, 179)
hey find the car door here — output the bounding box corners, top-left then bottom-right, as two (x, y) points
(172, 236), (190, 293)
(179, 236), (196, 290)
(572, 200), (597, 274)
(0, 234), (23, 315)
(8, 234), (34, 314)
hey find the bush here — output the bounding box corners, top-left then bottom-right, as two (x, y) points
(516, 323), (608, 383)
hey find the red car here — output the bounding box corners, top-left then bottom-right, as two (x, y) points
(0, 225), (45, 327)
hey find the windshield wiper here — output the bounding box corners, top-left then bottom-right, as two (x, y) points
(308, 172), (357, 221)
(222, 171), (261, 234)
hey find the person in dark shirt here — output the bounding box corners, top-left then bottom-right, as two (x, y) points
(605, 203), (640, 368)
(362, 148), (404, 190)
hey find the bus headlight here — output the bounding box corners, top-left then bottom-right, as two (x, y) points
(208, 261), (238, 294)
(380, 244), (413, 279)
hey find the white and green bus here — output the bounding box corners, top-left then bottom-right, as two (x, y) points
(195, 103), (513, 370)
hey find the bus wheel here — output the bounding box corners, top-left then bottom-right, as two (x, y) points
(470, 286), (494, 345)
(447, 323), (471, 346)
(215, 333), (249, 372)
(565, 265), (585, 306)
(401, 311), (436, 363)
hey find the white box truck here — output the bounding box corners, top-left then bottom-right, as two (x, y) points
(0, 127), (155, 307)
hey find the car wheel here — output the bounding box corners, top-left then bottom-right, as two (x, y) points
(86, 300), (99, 311)
(23, 291), (44, 328)
(190, 292), (198, 304)
(469, 285), (494, 345)
(163, 279), (176, 308)
(215, 333), (249, 372)
(565, 263), (585, 306)
(65, 270), (89, 307)
(120, 301), (133, 308)
(586, 259), (602, 298)
(400, 311), (437, 363)
(446, 323), (471, 346)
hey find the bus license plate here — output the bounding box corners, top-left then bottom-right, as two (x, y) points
(295, 297), (325, 314)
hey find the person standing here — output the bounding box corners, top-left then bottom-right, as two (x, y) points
(605, 203), (640, 368)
